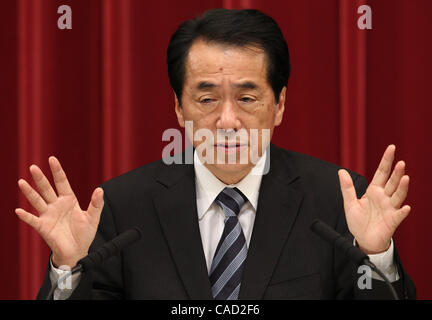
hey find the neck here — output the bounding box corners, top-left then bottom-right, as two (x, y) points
(204, 164), (253, 185)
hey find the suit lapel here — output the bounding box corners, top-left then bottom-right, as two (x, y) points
(239, 144), (305, 299)
(153, 159), (213, 299)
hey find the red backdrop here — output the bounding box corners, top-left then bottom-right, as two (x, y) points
(1, 0), (431, 299)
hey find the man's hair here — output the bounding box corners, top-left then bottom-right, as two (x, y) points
(167, 8), (290, 105)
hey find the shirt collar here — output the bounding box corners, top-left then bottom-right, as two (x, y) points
(194, 149), (267, 220)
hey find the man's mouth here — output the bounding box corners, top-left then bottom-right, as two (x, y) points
(214, 143), (248, 154)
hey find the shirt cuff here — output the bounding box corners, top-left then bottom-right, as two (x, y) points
(49, 258), (81, 300)
(354, 238), (400, 282)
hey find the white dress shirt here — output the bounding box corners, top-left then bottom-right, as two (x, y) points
(51, 149), (398, 299)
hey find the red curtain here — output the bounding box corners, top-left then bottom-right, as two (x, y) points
(1, 0), (431, 299)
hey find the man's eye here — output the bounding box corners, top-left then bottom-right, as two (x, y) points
(200, 98), (214, 104)
(239, 97), (255, 103)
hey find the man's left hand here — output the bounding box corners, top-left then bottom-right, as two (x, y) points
(338, 145), (411, 254)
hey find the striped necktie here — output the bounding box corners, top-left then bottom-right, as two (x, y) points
(209, 187), (248, 300)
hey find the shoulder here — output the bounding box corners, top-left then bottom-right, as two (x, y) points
(100, 156), (193, 202)
(271, 144), (368, 196)
(101, 159), (165, 192)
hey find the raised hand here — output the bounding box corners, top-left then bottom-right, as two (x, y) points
(338, 145), (411, 254)
(15, 156), (104, 268)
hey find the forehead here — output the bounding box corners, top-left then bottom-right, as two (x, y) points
(184, 39), (268, 83)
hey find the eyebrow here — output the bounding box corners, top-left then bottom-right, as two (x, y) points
(196, 81), (259, 90)
(196, 81), (217, 90)
(233, 81), (258, 90)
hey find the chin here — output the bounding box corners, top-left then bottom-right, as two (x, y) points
(212, 162), (253, 175)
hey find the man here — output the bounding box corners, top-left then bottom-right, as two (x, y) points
(16, 9), (415, 299)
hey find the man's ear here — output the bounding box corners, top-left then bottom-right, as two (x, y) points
(274, 86), (286, 127)
(174, 92), (185, 128)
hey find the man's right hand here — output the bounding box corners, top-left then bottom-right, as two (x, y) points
(15, 156), (104, 269)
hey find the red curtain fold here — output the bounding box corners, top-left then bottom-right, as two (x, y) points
(1, 0), (431, 299)
(339, 0), (367, 175)
(102, 0), (134, 181)
(17, 0), (47, 299)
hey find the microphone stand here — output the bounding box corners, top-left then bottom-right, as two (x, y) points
(363, 259), (399, 300)
(311, 219), (400, 300)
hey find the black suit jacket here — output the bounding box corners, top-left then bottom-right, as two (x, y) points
(37, 144), (416, 299)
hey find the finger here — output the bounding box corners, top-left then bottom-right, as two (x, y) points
(18, 179), (48, 214)
(86, 188), (104, 219)
(49, 156), (74, 196)
(393, 205), (411, 226)
(390, 175), (409, 208)
(384, 160), (405, 196)
(29, 164), (58, 203)
(370, 145), (396, 187)
(15, 208), (41, 230)
(338, 169), (357, 209)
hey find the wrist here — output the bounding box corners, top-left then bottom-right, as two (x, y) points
(356, 240), (391, 255)
(51, 253), (85, 269)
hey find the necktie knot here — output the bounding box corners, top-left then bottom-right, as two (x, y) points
(215, 187), (248, 218)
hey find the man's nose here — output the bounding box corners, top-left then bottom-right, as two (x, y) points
(216, 99), (242, 131)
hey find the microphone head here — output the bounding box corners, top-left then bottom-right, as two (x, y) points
(310, 219), (320, 232)
(310, 219), (339, 243)
(77, 226), (144, 272)
(133, 227), (143, 239)
(110, 227), (143, 251)
(127, 227), (143, 242)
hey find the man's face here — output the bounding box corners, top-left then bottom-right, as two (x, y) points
(175, 39), (286, 181)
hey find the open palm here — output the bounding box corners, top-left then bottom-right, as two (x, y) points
(339, 145), (411, 254)
(15, 156), (104, 268)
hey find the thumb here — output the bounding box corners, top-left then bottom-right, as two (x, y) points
(87, 187), (104, 219)
(338, 169), (357, 210)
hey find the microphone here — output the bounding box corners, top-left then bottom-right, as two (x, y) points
(46, 227), (142, 300)
(310, 219), (399, 300)
(310, 219), (368, 265)
(74, 227), (142, 273)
